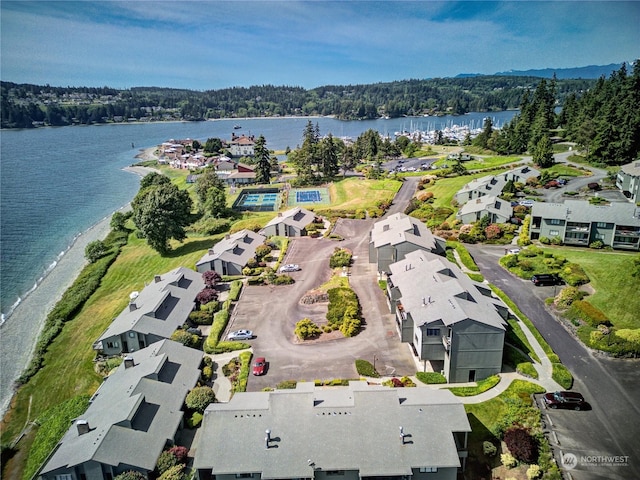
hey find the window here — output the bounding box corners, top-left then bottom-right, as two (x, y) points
(106, 341), (119, 349)
(426, 328), (440, 336)
(595, 234), (605, 240)
(326, 472), (345, 476)
(419, 467), (438, 473)
(549, 218), (562, 225)
(235, 475), (254, 479)
(55, 475), (73, 480)
(549, 230), (559, 236)
(596, 222), (609, 228)
(128, 332), (136, 338)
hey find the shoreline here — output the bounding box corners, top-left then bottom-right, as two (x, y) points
(0, 164), (151, 418)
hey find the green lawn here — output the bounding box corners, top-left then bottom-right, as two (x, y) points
(426, 170), (509, 212)
(328, 177), (402, 210)
(547, 247), (640, 329)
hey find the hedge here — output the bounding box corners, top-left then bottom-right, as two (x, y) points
(228, 280), (243, 301)
(566, 300), (610, 327)
(355, 359), (379, 378)
(447, 375), (500, 397)
(204, 308), (231, 354)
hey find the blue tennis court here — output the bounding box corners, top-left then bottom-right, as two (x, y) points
(296, 190), (322, 203)
(232, 188), (281, 212)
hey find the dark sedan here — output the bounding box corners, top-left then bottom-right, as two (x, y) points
(543, 391), (589, 410)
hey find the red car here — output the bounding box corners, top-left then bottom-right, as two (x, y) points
(543, 391), (588, 410)
(252, 357), (267, 376)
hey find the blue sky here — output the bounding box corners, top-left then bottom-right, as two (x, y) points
(1, 1), (638, 90)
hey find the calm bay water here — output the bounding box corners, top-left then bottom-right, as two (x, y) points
(0, 111), (516, 412)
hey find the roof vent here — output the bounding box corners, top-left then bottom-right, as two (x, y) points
(129, 302), (137, 312)
(124, 356), (135, 369)
(76, 419), (90, 435)
(154, 275), (162, 283)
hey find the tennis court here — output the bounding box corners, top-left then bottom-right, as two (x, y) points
(232, 188), (281, 212)
(288, 187), (330, 206)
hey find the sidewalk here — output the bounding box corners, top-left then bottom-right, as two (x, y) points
(207, 349), (253, 403)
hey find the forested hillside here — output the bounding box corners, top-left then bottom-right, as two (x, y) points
(1, 76), (595, 128)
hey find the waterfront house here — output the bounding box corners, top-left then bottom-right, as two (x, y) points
(616, 161), (640, 203)
(369, 212), (446, 273)
(260, 207), (316, 237)
(226, 162), (257, 185)
(387, 250), (507, 383)
(456, 195), (513, 224)
(228, 134), (255, 157)
(530, 200), (640, 250)
(38, 340), (202, 480)
(196, 229), (266, 275)
(193, 381), (471, 479)
(93, 267), (204, 355)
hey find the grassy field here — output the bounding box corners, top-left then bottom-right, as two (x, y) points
(426, 170), (510, 212)
(327, 177), (402, 210)
(547, 247), (640, 329)
(431, 155), (522, 170)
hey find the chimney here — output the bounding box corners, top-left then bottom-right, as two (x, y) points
(129, 302), (137, 312)
(225, 234), (231, 240)
(277, 212), (283, 217)
(265, 429), (271, 449)
(154, 275), (161, 283)
(124, 356), (134, 369)
(77, 419), (90, 435)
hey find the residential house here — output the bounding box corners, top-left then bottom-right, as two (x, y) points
(616, 161), (640, 203)
(193, 381), (471, 480)
(228, 134), (255, 157)
(196, 229), (266, 275)
(38, 340), (202, 480)
(93, 267), (204, 356)
(260, 207), (316, 237)
(454, 165), (540, 205)
(456, 195), (513, 224)
(387, 250), (507, 383)
(530, 200), (640, 250)
(226, 162), (257, 185)
(369, 212), (446, 273)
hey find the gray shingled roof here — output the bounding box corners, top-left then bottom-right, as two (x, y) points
(370, 212), (443, 251)
(262, 207), (315, 231)
(98, 267), (204, 343)
(457, 195), (513, 218)
(532, 200), (640, 226)
(620, 161), (640, 177)
(194, 381), (470, 478)
(389, 250), (507, 331)
(40, 340), (202, 475)
(196, 229), (266, 269)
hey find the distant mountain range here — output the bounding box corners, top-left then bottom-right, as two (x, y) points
(457, 63), (625, 80)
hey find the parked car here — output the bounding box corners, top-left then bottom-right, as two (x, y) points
(252, 357), (267, 376)
(543, 391), (589, 410)
(227, 329), (253, 341)
(279, 264), (300, 272)
(507, 248), (521, 255)
(519, 200), (535, 207)
(531, 274), (562, 286)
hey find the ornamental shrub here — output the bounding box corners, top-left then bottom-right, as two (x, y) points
(295, 318), (321, 340)
(158, 464), (186, 480)
(504, 426), (538, 463)
(589, 240), (605, 249)
(501, 453), (517, 468)
(554, 286), (584, 310)
(196, 288), (218, 305)
(526, 464), (542, 480)
(329, 247), (352, 268)
(483, 441), (497, 457)
(202, 270), (222, 287)
(186, 386), (215, 413)
(170, 330), (200, 348)
(114, 472), (147, 480)
(189, 309), (214, 325)
(156, 451), (178, 475)
(567, 300), (609, 327)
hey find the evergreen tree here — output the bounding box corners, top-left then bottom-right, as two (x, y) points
(254, 135), (272, 184)
(319, 134), (341, 179)
(195, 167), (226, 215)
(532, 135), (554, 168)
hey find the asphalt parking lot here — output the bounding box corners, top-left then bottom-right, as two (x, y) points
(225, 218), (417, 391)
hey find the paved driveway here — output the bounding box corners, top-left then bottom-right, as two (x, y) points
(227, 218), (416, 391)
(466, 244), (640, 479)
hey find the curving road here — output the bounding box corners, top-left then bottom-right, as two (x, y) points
(466, 244), (640, 479)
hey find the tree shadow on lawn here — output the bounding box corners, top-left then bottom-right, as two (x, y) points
(168, 238), (219, 258)
(465, 413), (503, 479)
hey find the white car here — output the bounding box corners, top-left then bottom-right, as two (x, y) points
(508, 248), (521, 255)
(227, 329), (253, 341)
(519, 200), (534, 207)
(279, 264), (300, 272)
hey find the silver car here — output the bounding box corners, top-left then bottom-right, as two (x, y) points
(227, 329), (253, 340)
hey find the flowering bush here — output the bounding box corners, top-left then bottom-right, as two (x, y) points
(196, 288), (218, 305)
(484, 223), (502, 239)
